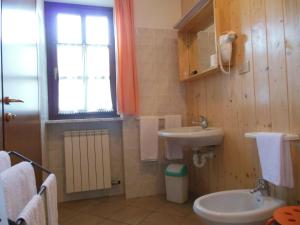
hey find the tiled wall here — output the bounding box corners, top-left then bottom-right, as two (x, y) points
(46, 121), (124, 202)
(122, 28), (186, 198)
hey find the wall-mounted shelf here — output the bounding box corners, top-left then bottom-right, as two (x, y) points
(245, 132), (300, 141)
(181, 66), (219, 82)
(174, 0), (214, 32)
(175, 0), (218, 82)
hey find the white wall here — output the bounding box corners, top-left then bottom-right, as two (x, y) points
(133, 0), (181, 29)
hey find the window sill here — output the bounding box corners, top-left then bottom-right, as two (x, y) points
(45, 117), (123, 124)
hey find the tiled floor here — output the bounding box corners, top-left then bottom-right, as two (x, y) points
(59, 195), (203, 225)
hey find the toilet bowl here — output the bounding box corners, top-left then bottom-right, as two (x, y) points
(193, 189), (285, 225)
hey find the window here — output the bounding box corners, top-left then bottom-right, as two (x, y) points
(45, 3), (117, 119)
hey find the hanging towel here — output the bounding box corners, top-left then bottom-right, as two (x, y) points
(0, 162), (37, 221)
(41, 174), (58, 225)
(256, 132), (294, 188)
(140, 116), (159, 161)
(0, 151), (11, 172)
(18, 195), (46, 225)
(164, 115), (183, 160)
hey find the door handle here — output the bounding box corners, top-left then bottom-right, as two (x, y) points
(1, 97), (24, 105)
(4, 113), (16, 122)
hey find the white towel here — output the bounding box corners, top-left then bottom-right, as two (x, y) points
(0, 151), (11, 173)
(140, 116), (159, 161)
(18, 195), (46, 225)
(256, 132), (294, 188)
(0, 162), (37, 221)
(164, 115), (183, 160)
(41, 174), (58, 225)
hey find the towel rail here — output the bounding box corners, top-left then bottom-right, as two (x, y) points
(4, 151), (51, 225)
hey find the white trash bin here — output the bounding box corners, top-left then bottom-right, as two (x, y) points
(165, 164), (188, 204)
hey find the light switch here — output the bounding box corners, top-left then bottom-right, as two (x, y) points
(239, 61), (250, 75)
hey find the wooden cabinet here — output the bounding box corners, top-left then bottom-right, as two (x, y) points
(176, 0), (219, 81)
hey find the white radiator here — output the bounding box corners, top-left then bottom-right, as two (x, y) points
(64, 129), (111, 193)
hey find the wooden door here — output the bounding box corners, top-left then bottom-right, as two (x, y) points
(0, 0), (3, 151)
(1, 0), (41, 178)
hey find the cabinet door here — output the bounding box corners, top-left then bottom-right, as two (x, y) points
(2, 0), (41, 181)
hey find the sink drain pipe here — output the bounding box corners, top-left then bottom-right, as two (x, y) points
(193, 151), (215, 168)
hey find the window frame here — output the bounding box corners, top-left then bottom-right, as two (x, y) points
(45, 2), (118, 120)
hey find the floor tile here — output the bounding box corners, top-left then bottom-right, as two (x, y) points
(58, 195), (198, 225)
(58, 207), (79, 224)
(61, 212), (105, 225)
(59, 198), (98, 212)
(129, 196), (165, 211)
(100, 220), (128, 225)
(139, 212), (184, 225)
(109, 206), (152, 225)
(80, 201), (127, 218)
(156, 201), (193, 217)
(180, 213), (204, 225)
(96, 195), (137, 205)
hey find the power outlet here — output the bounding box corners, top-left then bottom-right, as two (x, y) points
(239, 61), (250, 75)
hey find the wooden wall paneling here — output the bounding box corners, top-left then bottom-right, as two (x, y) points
(265, 0), (290, 132)
(189, 79), (211, 194)
(233, 0), (258, 188)
(206, 74), (225, 192)
(183, 0), (300, 202)
(250, 0), (271, 131)
(227, 0), (247, 189)
(283, 0), (300, 204)
(265, 0), (290, 200)
(214, 0), (238, 190)
(249, 0), (271, 186)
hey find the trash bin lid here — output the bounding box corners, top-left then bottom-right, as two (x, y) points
(165, 164), (187, 177)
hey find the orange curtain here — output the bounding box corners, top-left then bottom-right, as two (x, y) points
(115, 0), (139, 116)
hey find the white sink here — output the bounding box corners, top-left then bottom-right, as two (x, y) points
(193, 189), (285, 225)
(158, 126), (224, 148)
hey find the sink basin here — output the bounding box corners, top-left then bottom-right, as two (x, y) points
(158, 126), (224, 148)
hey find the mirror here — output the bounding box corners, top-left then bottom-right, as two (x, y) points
(188, 24), (217, 76)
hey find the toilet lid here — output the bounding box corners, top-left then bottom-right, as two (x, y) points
(273, 206), (300, 225)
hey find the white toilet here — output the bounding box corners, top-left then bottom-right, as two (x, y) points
(193, 189), (285, 225)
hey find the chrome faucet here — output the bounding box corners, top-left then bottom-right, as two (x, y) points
(192, 115), (208, 129)
(250, 178), (270, 196)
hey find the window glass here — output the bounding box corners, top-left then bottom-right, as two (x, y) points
(59, 79), (84, 113)
(86, 46), (110, 78)
(57, 14), (82, 44)
(57, 45), (84, 78)
(86, 16), (109, 45)
(87, 78), (113, 112)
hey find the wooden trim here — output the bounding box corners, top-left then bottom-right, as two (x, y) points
(174, 0), (214, 32)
